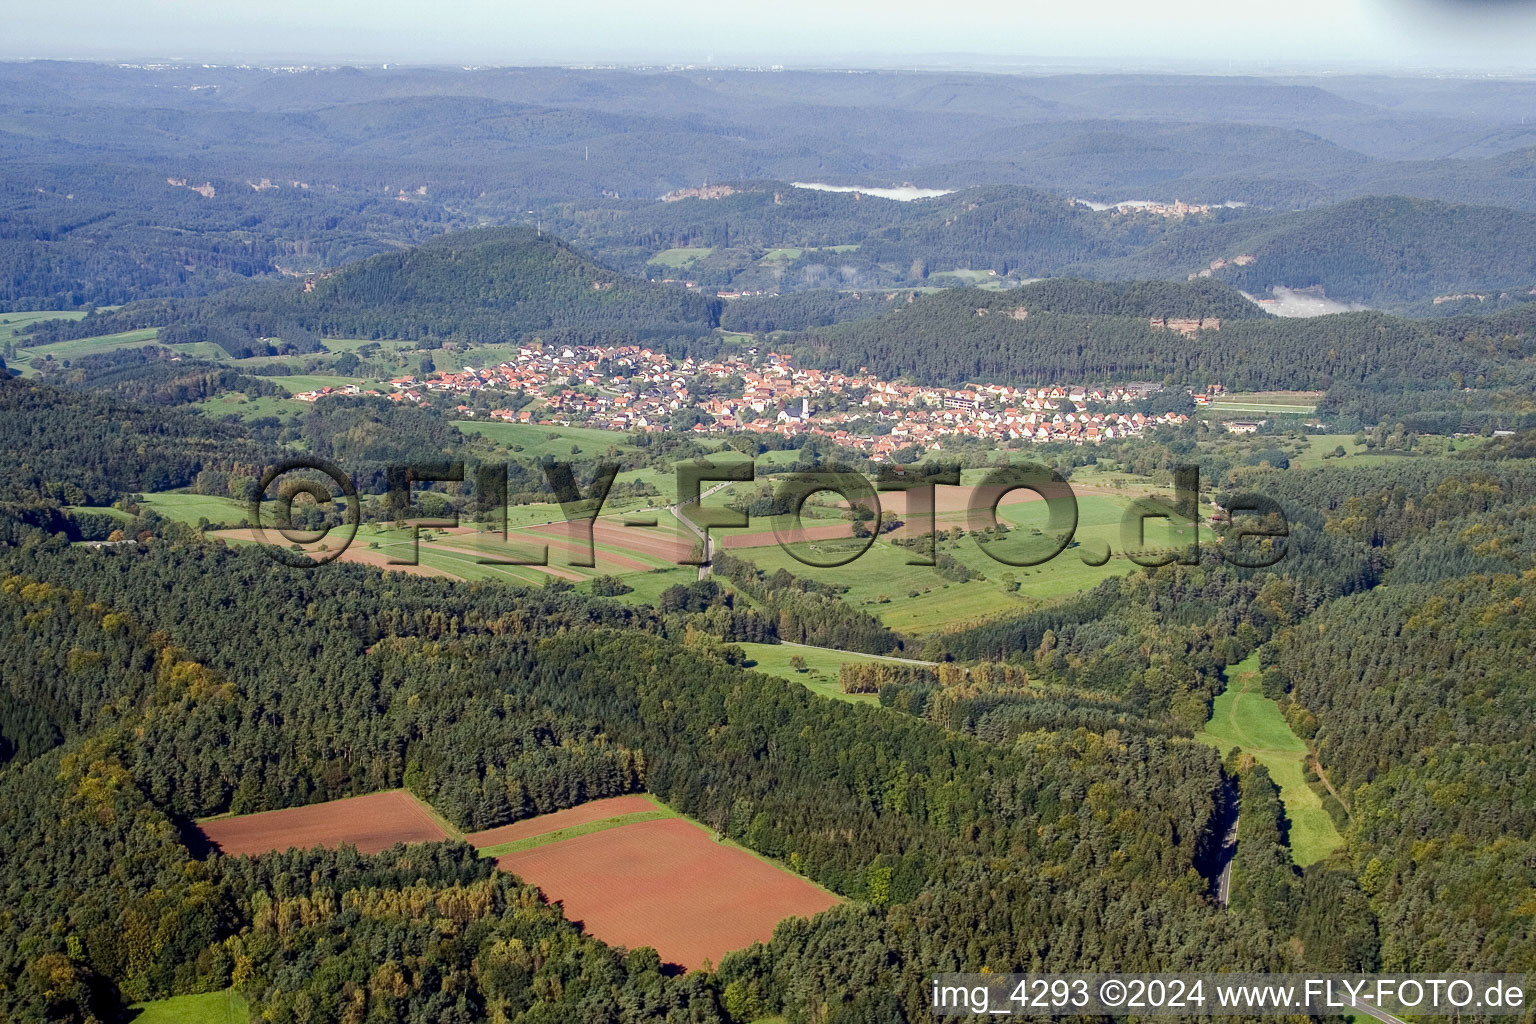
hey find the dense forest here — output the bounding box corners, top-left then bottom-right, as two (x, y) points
(787, 283), (1536, 394)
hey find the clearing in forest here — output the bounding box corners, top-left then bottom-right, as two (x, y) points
(483, 798), (840, 970)
(1196, 654), (1345, 866)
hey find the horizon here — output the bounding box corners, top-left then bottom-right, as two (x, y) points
(6, 0), (1536, 76)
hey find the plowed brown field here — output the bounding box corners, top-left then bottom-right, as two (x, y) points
(196, 790), (450, 856)
(495, 817), (839, 970)
(465, 794), (662, 848)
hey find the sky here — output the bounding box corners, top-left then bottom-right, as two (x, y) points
(5, 0), (1536, 72)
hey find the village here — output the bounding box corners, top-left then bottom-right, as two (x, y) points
(292, 342), (1209, 458)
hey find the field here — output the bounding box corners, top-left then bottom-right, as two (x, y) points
(211, 513), (703, 601)
(1196, 654), (1345, 866)
(6, 327), (200, 375)
(194, 790), (452, 856)
(0, 310), (89, 341)
(453, 419), (642, 458)
(141, 492), (250, 527)
(727, 491), (1207, 634)
(467, 794), (672, 855)
(266, 373), (384, 394)
(648, 246), (714, 268)
(128, 990), (248, 1024)
(489, 802), (840, 970)
(1208, 391), (1322, 415)
(734, 641), (890, 704)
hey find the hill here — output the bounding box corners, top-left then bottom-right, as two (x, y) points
(787, 282), (1529, 393)
(1090, 195), (1536, 306)
(21, 227), (721, 356)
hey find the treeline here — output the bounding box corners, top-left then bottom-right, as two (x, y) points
(0, 378), (274, 507)
(19, 228), (718, 360)
(20, 227), (721, 357)
(42, 346), (286, 405)
(712, 550), (900, 654)
(719, 288), (906, 333)
(1268, 572), (1536, 974)
(788, 285), (1535, 393)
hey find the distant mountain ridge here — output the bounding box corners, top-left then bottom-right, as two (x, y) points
(1085, 195), (1536, 306)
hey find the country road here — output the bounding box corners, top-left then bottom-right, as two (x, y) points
(669, 480), (734, 580)
(1348, 998), (1412, 1024)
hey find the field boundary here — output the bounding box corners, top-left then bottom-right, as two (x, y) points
(475, 809), (672, 856)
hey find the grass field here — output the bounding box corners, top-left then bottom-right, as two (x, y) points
(266, 373), (379, 394)
(128, 990), (248, 1024)
(648, 246), (714, 268)
(1196, 653), (1344, 866)
(0, 310), (88, 341)
(734, 641), (886, 704)
(196, 391), (305, 420)
(7, 327), (185, 375)
(729, 493), (1207, 634)
(141, 492), (251, 527)
(454, 420), (641, 458)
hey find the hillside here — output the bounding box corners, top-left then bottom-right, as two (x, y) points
(1089, 195), (1536, 307)
(787, 282), (1527, 392)
(21, 227), (721, 356)
(290, 226), (720, 341)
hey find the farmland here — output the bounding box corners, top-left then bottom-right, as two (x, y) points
(488, 803), (840, 970)
(453, 419), (644, 458)
(1207, 390), (1322, 415)
(194, 789), (841, 973)
(210, 513), (703, 600)
(726, 491), (1208, 634)
(467, 794), (669, 854)
(194, 790), (452, 857)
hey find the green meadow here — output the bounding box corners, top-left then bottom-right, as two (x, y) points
(141, 492), (251, 526)
(1197, 653), (1345, 866)
(454, 420), (642, 458)
(648, 246), (714, 268)
(729, 493), (1208, 634)
(128, 990), (249, 1024)
(733, 641), (888, 704)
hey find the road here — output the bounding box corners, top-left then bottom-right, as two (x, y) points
(668, 480), (733, 580)
(1214, 780), (1240, 908)
(1216, 824), (1237, 907)
(1347, 999), (1412, 1024)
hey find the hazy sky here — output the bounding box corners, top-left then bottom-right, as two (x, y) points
(6, 0), (1536, 72)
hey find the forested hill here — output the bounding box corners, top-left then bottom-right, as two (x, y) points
(294, 226), (719, 340)
(1088, 195), (1536, 306)
(22, 227), (721, 357)
(788, 284), (1536, 392)
(985, 277), (1267, 319)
